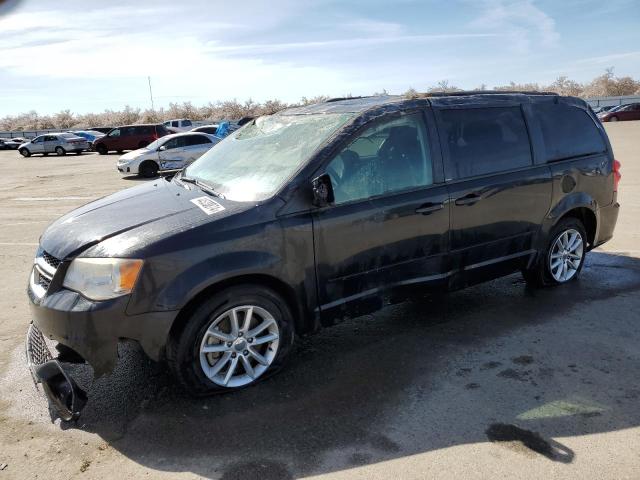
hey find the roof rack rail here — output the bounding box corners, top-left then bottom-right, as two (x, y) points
(427, 90), (559, 97)
(324, 95), (374, 103)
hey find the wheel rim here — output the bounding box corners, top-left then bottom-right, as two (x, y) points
(56, 147), (63, 155)
(549, 228), (583, 282)
(199, 305), (280, 387)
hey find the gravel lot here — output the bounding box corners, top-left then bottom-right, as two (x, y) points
(0, 123), (639, 479)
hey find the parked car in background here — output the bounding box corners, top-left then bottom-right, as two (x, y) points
(69, 130), (105, 150)
(162, 119), (213, 132)
(599, 103), (640, 122)
(598, 104), (626, 118)
(0, 138), (21, 149)
(592, 105), (616, 114)
(19, 133), (88, 157)
(87, 127), (113, 134)
(117, 132), (220, 177)
(93, 124), (170, 155)
(70, 130), (104, 142)
(26, 93), (620, 420)
(190, 124), (219, 135)
(11, 137), (29, 144)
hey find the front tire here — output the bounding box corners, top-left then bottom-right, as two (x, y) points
(19, 148), (30, 157)
(609, 116), (619, 122)
(166, 285), (295, 395)
(139, 161), (159, 178)
(523, 217), (587, 287)
(96, 144), (108, 155)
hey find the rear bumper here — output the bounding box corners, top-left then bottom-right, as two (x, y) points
(594, 201), (620, 247)
(28, 285), (177, 377)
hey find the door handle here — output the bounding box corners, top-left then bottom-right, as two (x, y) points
(455, 193), (482, 206)
(415, 202), (444, 215)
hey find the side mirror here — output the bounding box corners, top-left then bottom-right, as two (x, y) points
(311, 173), (334, 207)
(158, 145), (167, 151)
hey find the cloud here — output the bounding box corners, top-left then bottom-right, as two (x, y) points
(574, 51), (640, 66)
(470, 0), (559, 53)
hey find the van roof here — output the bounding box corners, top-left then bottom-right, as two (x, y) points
(280, 91), (582, 116)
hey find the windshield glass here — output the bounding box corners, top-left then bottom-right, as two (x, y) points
(183, 113), (353, 202)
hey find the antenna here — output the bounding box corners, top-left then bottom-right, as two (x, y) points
(148, 76), (155, 111)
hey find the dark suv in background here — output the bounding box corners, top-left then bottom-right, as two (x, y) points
(93, 124), (170, 154)
(26, 93), (620, 420)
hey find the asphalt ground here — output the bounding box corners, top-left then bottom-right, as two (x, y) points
(0, 122), (638, 479)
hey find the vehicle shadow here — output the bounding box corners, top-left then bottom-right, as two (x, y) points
(60, 251), (640, 478)
(122, 175), (153, 181)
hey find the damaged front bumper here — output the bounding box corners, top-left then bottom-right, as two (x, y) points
(25, 323), (87, 421)
(26, 269), (177, 420)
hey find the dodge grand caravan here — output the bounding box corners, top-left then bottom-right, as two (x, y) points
(26, 93), (620, 419)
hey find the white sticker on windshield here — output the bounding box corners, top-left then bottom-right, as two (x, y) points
(191, 196), (225, 215)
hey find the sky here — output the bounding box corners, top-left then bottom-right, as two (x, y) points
(0, 0), (639, 116)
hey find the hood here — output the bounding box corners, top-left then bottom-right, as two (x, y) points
(40, 178), (253, 259)
(120, 148), (149, 160)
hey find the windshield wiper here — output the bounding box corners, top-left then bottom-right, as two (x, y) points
(178, 174), (226, 199)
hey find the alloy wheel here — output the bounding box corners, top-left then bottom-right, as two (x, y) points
(548, 228), (584, 282)
(199, 305), (280, 387)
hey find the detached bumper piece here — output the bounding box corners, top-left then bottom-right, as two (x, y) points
(25, 323), (87, 421)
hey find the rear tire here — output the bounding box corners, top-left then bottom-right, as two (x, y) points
(523, 217), (587, 287)
(166, 285), (295, 395)
(609, 116), (619, 122)
(96, 144), (108, 155)
(139, 161), (159, 178)
(55, 146), (66, 156)
(19, 148), (30, 157)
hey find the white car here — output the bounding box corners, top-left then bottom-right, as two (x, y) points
(116, 132), (220, 177)
(162, 118), (211, 132)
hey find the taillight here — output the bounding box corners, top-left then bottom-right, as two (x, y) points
(613, 159), (621, 192)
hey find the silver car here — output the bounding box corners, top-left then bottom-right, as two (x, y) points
(19, 133), (89, 157)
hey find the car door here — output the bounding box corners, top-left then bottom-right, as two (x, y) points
(30, 136), (45, 154)
(43, 135), (58, 153)
(105, 128), (121, 150)
(312, 110), (450, 319)
(433, 103), (552, 286)
(158, 136), (188, 169)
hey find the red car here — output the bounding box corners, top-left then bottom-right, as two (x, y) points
(94, 124), (170, 154)
(599, 103), (640, 122)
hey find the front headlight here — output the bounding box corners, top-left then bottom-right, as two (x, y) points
(63, 258), (143, 301)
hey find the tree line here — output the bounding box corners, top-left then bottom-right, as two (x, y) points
(2, 69), (638, 131)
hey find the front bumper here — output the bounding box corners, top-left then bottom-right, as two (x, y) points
(28, 279), (177, 377)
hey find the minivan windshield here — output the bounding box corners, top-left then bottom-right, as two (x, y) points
(183, 113), (354, 202)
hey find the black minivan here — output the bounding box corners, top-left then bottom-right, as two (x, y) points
(26, 93), (620, 419)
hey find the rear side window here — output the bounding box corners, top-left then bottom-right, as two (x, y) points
(185, 134), (212, 146)
(439, 107), (532, 179)
(183, 119), (192, 127)
(533, 103), (606, 161)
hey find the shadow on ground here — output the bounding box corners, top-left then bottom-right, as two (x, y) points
(51, 252), (640, 478)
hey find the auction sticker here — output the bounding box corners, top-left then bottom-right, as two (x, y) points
(190, 196), (225, 215)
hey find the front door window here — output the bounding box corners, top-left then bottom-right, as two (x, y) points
(326, 113), (433, 204)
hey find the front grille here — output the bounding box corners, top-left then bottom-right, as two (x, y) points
(26, 323), (53, 367)
(42, 251), (61, 269)
(37, 273), (51, 290)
